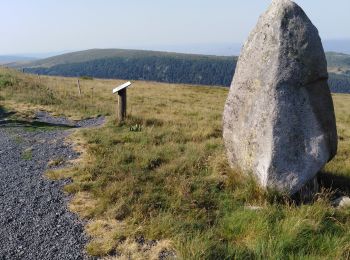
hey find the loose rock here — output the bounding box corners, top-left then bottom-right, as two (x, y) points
(331, 196), (350, 209)
(245, 205), (264, 211)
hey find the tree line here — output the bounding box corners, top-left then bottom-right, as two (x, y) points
(328, 73), (350, 93)
(24, 56), (350, 93)
(25, 56), (236, 87)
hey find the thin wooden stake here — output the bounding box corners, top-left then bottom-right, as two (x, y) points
(77, 79), (82, 96)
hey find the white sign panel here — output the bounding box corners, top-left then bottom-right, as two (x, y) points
(113, 81), (132, 94)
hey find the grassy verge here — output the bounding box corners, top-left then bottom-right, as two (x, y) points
(1, 68), (350, 259)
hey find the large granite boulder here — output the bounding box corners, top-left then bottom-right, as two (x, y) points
(223, 0), (338, 195)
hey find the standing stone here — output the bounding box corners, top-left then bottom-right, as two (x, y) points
(223, 0), (337, 195)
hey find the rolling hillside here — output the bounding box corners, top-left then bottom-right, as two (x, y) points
(15, 49), (235, 69)
(12, 49), (350, 92)
(21, 49), (237, 87)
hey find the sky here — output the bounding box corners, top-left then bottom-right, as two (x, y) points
(1, 0), (350, 56)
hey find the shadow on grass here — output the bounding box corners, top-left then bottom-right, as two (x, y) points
(318, 171), (350, 196)
(0, 106), (16, 119)
(0, 106), (75, 132)
(0, 119), (75, 131)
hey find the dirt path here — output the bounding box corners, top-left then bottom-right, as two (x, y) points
(0, 111), (103, 260)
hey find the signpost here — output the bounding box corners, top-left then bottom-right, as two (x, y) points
(113, 81), (132, 122)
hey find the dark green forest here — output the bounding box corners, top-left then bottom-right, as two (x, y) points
(23, 52), (350, 93)
(328, 73), (350, 93)
(24, 56), (237, 87)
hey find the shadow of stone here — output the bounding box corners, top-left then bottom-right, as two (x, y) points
(281, 171), (350, 205)
(0, 105), (75, 130)
(0, 106), (16, 120)
(318, 171), (350, 196)
(0, 119), (76, 130)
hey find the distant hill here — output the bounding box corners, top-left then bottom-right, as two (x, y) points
(15, 49), (144, 68)
(326, 53), (350, 93)
(0, 56), (36, 65)
(21, 49), (237, 87)
(17, 49), (350, 93)
(15, 49), (235, 69)
(326, 52), (350, 72)
(323, 39), (350, 55)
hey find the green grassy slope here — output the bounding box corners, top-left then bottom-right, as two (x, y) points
(1, 68), (350, 259)
(14, 49), (234, 69)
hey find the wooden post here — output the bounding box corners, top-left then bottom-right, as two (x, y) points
(118, 88), (127, 122)
(77, 79), (82, 96)
(112, 81), (131, 123)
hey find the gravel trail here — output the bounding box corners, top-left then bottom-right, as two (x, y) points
(0, 112), (104, 260)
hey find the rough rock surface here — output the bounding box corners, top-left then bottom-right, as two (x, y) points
(332, 196), (350, 209)
(0, 112), (104, 259)
(223, 0), (337, 194)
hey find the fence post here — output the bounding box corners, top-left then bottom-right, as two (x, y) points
(77, 79), (82, 96)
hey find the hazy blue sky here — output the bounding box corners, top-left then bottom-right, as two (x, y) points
(1, 0), (349, 55)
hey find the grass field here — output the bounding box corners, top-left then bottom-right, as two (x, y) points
(1, 67), (350, 259)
